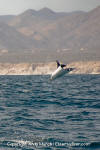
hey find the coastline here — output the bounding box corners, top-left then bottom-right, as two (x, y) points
(0, 61), (100, 75)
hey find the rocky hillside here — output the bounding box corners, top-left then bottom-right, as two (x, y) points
(0, 61), (100, 75)
(0, 22), (35, 51)
(8, 6), (100, 50)
(0, 6), (100, 63)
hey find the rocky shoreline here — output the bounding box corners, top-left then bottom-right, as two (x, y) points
(0, 61), (100, 75)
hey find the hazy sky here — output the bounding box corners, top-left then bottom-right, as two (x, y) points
(0, 0), (100, 15)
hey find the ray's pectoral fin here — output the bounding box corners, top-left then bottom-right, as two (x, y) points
(56, 60), (60, 68)
(61, 64), (66, 68)
(56, 60), (66, 68)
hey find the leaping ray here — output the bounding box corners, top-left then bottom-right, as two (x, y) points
(51, 60), (74, 80)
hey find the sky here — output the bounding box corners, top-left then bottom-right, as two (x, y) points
(0, 0), (100, 15)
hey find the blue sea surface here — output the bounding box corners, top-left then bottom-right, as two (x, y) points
(0, 75), (100, 150)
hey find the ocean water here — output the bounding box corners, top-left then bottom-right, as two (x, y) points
(0, 75), (100, 150)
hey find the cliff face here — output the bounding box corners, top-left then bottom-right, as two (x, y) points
(0, 61), (100, 75)
(0, 62), (56, 75)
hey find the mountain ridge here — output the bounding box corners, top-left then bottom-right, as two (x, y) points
(0, 6), (100, 63)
